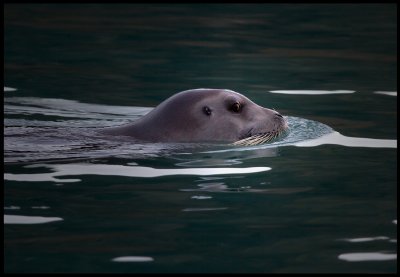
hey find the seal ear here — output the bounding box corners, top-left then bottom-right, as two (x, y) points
(202, 106), (212, 116)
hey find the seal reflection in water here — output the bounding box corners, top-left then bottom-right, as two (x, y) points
(101, 89), (288, 146)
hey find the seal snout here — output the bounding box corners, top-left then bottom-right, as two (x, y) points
(272, 111), (286, 125)
(272, 111), (288, 132)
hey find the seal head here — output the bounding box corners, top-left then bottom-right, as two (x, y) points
(102, 89), (288, 145)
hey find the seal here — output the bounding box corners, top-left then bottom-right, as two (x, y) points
(101, 88), (288, 145)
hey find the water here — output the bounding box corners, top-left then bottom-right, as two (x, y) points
(4, 4), (397, 273)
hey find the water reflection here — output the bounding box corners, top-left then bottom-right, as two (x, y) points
(182, 207), (228, 212)
(338, 252), (396, 262)
(294, 131), (397, 148)
(4, 86), (17, 92)
(191, 195), (213, 200)
(4, 214), (63, 224)
(339, 236), (389, 243)
(269, 90), (355, 95)
(269, 89), (397, 97)
(4, 163), (271, 183)
(111, 256), (154, 262)
(374, 91), (397, 97)
(4, 206), (21, 210)
(174, 147), (279, 167)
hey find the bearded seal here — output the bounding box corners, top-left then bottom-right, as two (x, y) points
(101, 89), (288, 145)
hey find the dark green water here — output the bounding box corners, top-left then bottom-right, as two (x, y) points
(4, 4), (397, 273)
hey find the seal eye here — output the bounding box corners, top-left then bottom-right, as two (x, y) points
(203, 106), (212, 116)
(230, 102), (242, 113)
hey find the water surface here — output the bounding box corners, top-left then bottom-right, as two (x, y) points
(4, 4), (397, 273)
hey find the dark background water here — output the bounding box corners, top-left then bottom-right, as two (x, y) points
(4, 4), (397, 273)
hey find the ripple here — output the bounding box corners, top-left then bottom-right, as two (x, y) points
(175, 159), (243, 167)
(181, 182), (312, 194)
(5, 96), (151, 119)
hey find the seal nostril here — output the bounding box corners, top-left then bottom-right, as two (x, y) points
(203, 106), (212, 116)
(275, 113), (283, 118)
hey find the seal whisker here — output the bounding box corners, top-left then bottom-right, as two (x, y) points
(232, 124), (289, 146)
